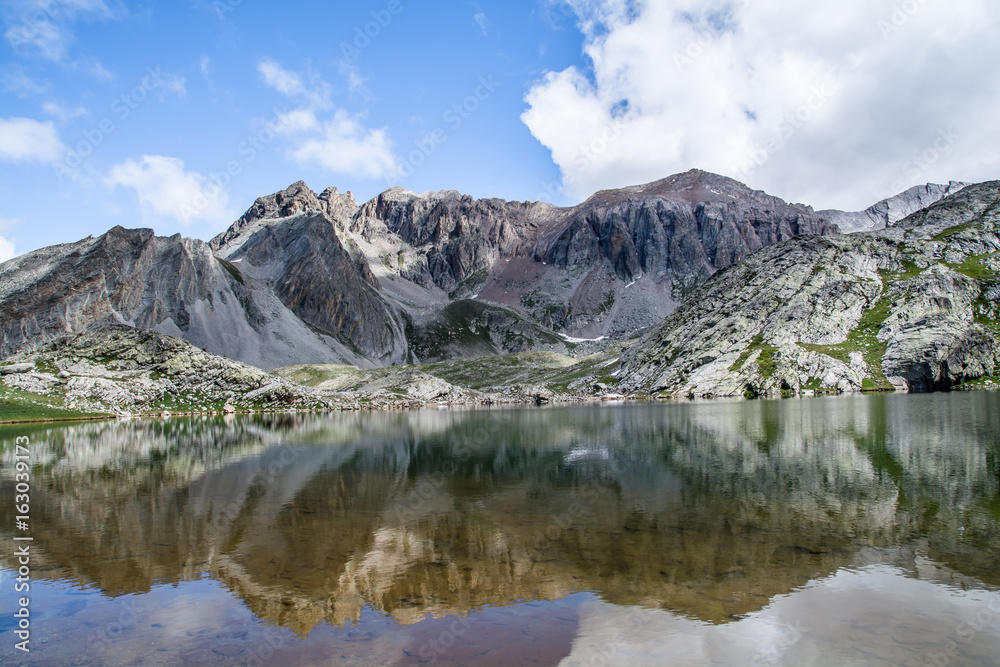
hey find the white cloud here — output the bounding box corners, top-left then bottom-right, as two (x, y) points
(105, 155), (233, 226)
(474, 11), (489, 35)
(258, 57), (306, 97)
(84, 59), (114, 81)
(158, 72), (186, 98)
(0, 235), (15, 263)
(259, 58), (401, 181)
(42, 101), (86, 121)
(274, 108), (319, 134)
(3, 0), (115, 63)
(0, 117), (66, 163)
(5, 18), (66, 60)
(258, 57), (332, 110)
(523, 0), (1000, 210)
(338, 60), (372, 100)
(2, 68), (49, 97)
(200, 56), (211, 77)
(287, 111), (399, 180)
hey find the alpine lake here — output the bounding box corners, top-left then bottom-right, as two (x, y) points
(2, 392), (999, 666)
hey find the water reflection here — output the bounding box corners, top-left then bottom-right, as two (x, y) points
(1, 394), (999, 662)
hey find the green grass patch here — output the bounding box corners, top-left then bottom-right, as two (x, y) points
(729, 334), (779, 379)
(0, 384), (108, 423)
(796, 273), (899, 391)
(931, 223), (972, 241)
(947, 252), (1000, 280)
(424, 351), (578, 391)
(270, 364), (360, 387)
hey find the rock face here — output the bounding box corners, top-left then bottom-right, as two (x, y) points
(617, 181), (1000, 396)
(818, 182), (968, 233)
(1, 325), (346, 415)
(0, 224), (373, 370)
(0, 170), (964, 372)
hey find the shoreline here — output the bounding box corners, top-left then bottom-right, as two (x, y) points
(4, 384), (996, 426)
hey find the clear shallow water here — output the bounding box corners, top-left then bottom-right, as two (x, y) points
(1, 393), (998, 666)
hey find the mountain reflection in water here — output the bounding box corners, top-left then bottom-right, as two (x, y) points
(1, 393), (999, 665)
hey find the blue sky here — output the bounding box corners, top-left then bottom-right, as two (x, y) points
(2, 0), (999, 260)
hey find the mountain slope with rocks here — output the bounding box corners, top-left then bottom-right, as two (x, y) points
(817, 181), (968, 233)
(0, 170), (964, 375)
(616, 181), (1000, 397)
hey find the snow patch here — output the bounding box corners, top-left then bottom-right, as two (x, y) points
(559, 334), (607, 343)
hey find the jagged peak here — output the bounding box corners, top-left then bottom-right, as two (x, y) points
(210, 181), (360, 256)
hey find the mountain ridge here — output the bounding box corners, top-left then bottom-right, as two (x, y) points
(0, 171), (972, 376)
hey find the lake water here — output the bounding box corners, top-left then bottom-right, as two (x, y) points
(2, 393), (999, 666)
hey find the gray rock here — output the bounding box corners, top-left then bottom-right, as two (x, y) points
(617, 181), (1000, 397)
(818, 182), (968, 233)
(0, 363), (33, 374)
(0, 170), (973, 375)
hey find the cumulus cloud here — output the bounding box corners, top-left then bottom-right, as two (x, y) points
(260, 58), (400, 180)
(105, 155), (233, 226)
(0, 117), (66, 163)
(287, 111), (399, 180)
(523, 0), (1000, 209)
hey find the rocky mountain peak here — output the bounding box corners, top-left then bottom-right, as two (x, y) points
(578, 169), (812, 214)
(318, 186), (358, 222)
(210, 181), (326, 256)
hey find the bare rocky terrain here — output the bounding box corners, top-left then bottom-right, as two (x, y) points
(1, 171), (994, 418)
(1, 170), (849, 369)
(617, 181), (1000, 397)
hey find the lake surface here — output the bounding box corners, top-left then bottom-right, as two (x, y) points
(2, 393), (999, 666)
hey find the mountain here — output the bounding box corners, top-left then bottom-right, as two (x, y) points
(817, 181), (968, 233)
(1, 170), (851, 370)
(617, 181), (1000, 396)
(4, 169), (982, 378)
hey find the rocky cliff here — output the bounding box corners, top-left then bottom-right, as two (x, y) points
(818, 181), (968, 233)
(617, 181), (1000, 397)
(0, 170), (964, 372)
